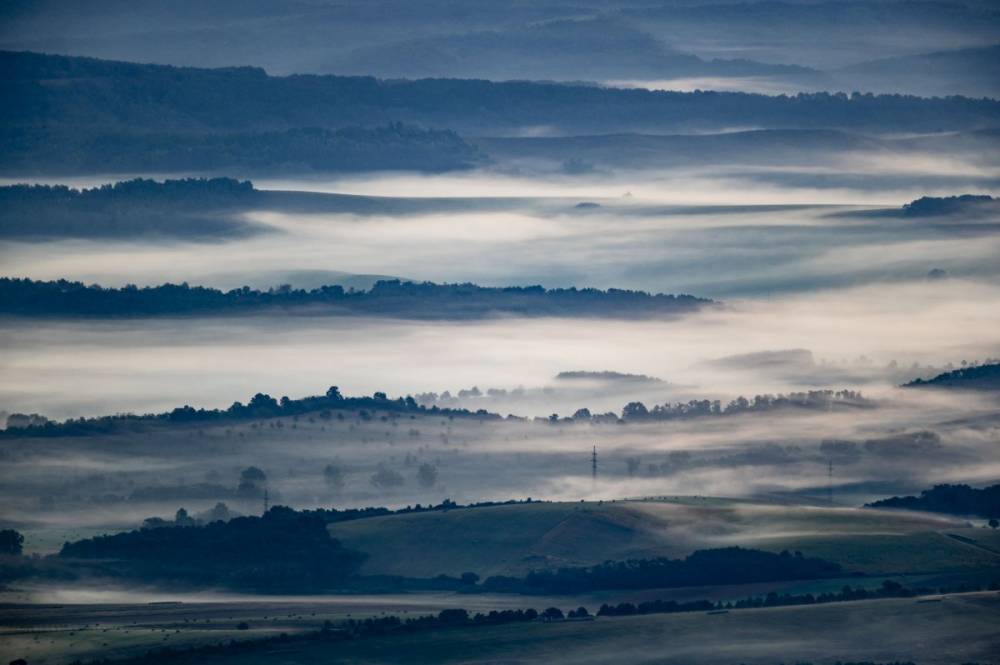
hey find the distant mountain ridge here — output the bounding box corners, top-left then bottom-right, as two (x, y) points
(836, 44), (1000, 98)
(5, 51), (999, 141)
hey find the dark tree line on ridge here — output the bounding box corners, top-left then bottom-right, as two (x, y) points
(0, 177), (259, 238)
(0, 277), (710, 319)
(479, 547), (842, 594)
(867, 483), (1000, 521)
(901, 194), (996, 218)
(614, 389), (872, 422)
(903, 362), (1000, 390)
(58, 506), (366, 592)
(1, 386), (501, 437)
(3, 385), (874, 439)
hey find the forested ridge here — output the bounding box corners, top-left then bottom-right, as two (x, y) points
(5, 50), (999, 140)
(0, 277), (711, 318)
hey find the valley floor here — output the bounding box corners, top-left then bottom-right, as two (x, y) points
(3, 591), (999, 665)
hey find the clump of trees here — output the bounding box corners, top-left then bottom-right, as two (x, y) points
(59, 506), (366, 592)
(0, 529), (24, 556)
(867, 483), (1000, 520)
(617, 389), (871, 422)
(901, 194), (996, 217)
(0, 178), (259, 238)
(904, 362), (1000, 390)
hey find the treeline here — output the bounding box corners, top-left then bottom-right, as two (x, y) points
(0, 277), (710, 319)
(59, 506), (366, 592)
(901, 194), (996, 218)
(480, 547), (842, 594)
(904, 362), (1000, 390)
(0, 178), (258, 238)
(2, 386), (500, 437)
(0, 177), (254, 207)
(0, 178), (259, 238)
(867, 483), (1000, 520)
(594, 579), (983, 617)
(2, 124), (482, 174)
(64, 579), (992, 665)
(615, 389), (872, 422)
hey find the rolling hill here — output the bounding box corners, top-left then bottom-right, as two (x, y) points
(327, 498), (1000, 578)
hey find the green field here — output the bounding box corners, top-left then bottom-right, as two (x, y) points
(327, 498), (1000, 577)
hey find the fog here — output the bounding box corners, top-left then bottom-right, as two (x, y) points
(1, 276), (998, 421)
(2, 160), (999, 565)
(2, 373), (997, 558)
(605, 77), (828, 96)
(2, 162), (998, 299)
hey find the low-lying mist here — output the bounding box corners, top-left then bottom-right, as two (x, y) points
(1, 382), (997, 558)
(1, 277), (997, 420)
(1, 162), (998, 560)
(2, 161), (997, 299)
(0, 276), (997, 421)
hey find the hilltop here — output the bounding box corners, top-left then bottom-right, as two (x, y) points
(327, 498), (997, 578)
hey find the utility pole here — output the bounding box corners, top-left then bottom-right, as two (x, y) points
(592, 445), (598, 483)
(827, 460), (833, 506)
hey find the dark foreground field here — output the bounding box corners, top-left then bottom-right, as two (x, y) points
(3, 592), (998, 665)
(219, 593), (1000, 665)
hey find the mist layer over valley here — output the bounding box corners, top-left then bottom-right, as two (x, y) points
(1, 8), (999, 665)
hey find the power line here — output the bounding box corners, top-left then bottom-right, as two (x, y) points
(827, 460), (833, 506)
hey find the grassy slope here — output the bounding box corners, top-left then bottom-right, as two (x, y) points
(327, 498), (1000, 577)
